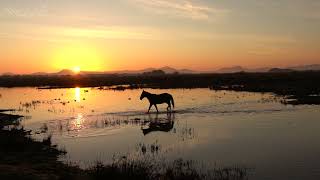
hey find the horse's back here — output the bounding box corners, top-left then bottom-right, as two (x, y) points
(159, 93), (172, 98)
(152, 93), (173, 104)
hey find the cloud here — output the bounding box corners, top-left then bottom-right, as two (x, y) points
(0, 23), (160, 43)
(254, 0), (320, 20)
(133, 0), (228, 20)
(60, 27), (154, 40)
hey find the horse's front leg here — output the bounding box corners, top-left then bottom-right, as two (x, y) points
(147, 104), (152, 113)
(154, 104), (159, 113)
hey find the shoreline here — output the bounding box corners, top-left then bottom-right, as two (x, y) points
(0, 110), (81, 179)
(1, 71), (319, 105)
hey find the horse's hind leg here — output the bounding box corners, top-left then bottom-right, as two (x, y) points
(167, 103), (171, 112)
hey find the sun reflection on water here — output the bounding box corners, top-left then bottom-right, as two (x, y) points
(73, 113), (84, 130)
(75, 87), (81, 102)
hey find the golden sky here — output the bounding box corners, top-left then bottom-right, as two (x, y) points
(0, 0), (320, 73)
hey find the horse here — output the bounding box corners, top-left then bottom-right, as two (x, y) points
(140, 90), (175, 113)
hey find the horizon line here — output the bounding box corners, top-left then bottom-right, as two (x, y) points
(1, 63), (320, 75)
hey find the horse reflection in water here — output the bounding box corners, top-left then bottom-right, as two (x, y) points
(142, 112), (175, 135)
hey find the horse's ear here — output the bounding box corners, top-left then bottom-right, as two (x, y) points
(142, 90), (145, 92)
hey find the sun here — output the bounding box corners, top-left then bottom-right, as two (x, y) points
(73, 66), (81, 73)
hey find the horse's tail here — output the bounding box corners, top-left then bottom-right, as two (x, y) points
(171, 96), (175, 108)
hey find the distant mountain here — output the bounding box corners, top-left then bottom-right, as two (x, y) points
(1, 72), (15, 76)
(31, 69), (75, 76)
(31, 72), (50, 76)
(268, 68), (295, 73)
(106, 66), (195, 75)
(288, 64), (320, 71)
(79, 71), (105, 75)
(214, 64), (320, 73)
(160, 66), (195, 74)
(215, 66), (275, 73)
(215, 66), (246, 73)
(107, 68), (156, 75)
(180, 69), (195, 74)
(54, 69), (74, 76)
(142, 70), (166, 76)
(159, 66), (179, 74)
(247, 67), (271, 73)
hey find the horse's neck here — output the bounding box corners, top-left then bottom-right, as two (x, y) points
(146, 93), (155, 101)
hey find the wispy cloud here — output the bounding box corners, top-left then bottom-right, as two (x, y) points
(133, 0), (228, 20)
(60, 27), (154, 40)
(0, 23), (160, 43)
(253, 0), (320, 20)
(0, 0), (49, 18)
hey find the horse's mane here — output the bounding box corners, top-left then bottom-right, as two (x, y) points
(144, 91), (152, 95)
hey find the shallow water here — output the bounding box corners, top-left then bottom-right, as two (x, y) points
(1, 87), (320, 179)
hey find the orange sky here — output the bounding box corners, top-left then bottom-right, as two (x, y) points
(0, 0), (320, 74)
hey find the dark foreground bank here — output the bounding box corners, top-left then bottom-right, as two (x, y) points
(0, 110), (248, 180)
(1, 71), (320, 105)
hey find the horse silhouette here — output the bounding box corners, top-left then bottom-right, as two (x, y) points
(140, 90), (174, 113)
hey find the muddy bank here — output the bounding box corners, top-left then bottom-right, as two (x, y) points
(0, 112), (23, 128)
(0, 110), (82, 179)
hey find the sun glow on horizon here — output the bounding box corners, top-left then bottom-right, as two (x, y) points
(73, 66), (81, 73)
(52, 44), (106, 72)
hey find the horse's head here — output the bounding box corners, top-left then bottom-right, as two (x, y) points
(140, 90), (146, 100)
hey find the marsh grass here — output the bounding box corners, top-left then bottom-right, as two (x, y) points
(87, 156), (248, 180)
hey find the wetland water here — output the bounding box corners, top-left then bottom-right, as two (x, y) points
(1, 87), (320, 179)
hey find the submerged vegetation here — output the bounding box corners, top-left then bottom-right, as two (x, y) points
(0, 110), (248, 180)
(1, 71), (320, 104)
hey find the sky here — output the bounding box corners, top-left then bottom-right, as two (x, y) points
(0, 0), (320, 74)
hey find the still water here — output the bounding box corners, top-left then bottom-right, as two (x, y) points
(1, 87), (320, 179)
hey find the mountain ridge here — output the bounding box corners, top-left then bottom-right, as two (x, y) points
(1, 64), (320, 76)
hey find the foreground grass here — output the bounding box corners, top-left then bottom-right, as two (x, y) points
(0, 112), (248, 180)
(87, 158), (247, 180)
